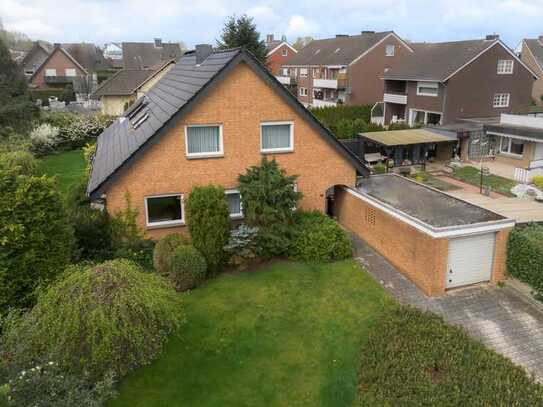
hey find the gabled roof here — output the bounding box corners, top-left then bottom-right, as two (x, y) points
(20, 41), (52, 66)
(122, 42), (183, 69)
(88, 48), (369, 197)
(384, 39), (538, 82)
(266, 41), (297, 56)
(523, 38), (543, 72)
(61, 43), (111, 71)
(92, 69), (157, 97)
(282, 31), (410, 66)
(29, 45), (89, 82)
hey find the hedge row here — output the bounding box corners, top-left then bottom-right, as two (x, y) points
(507, 224), (543, 299)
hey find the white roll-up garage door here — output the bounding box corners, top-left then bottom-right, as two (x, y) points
(446, 233), (496, 289)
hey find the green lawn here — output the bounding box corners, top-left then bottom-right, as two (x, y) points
(110, 260), (392, 407)
(452, 165), (517, 196)
(409, 172), (461, 191)
(37, 149), (86, 193)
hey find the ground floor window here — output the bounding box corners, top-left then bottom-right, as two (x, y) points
(499, 136), (524, 156)
(145, 194), (184, 227)
(225, 190), (243, 219)
(409, 109), (442, 126)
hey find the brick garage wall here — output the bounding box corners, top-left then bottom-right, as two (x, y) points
(335, 187), (448, 296)
(103, 61), (357, 239)
(491, 228), (512, 283)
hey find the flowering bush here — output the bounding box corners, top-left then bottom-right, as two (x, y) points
(29, 123), (59, 155)
(5, 361), (115, 407)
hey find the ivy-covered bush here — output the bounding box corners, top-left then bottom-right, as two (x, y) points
(238, 157), (302, 257)
(4, 361), (115, 407)
(186, 186), (230, 273)
(507, 224), (543, 299)
(0, 156), (73, 312)
(29, 123), (60, 156)
(289, 211), (352, 262)
(1, 259), (184, 380)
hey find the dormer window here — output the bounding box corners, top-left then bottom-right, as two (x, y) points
(127, 97), (149, 128)
(497, 59), (513, 74)
(314, 49), (320, 55)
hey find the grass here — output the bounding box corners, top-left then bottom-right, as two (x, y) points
(409, 172), (461, 191)
(37, 149), (86, 193)
(452, 165), (517, 196)
(109, 260), (392, 407)
(357, 306), (543, 405)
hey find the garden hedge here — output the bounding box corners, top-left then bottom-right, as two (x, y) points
(357, 306), (543, 405)
(507, 224), (543, 299)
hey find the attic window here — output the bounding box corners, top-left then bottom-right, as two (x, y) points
(314, 49), (321, 55)
(334, 47), (341, 53)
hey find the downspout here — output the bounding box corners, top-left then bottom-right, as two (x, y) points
(441, 81), (447, 125)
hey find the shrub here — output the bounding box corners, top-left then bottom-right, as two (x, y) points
(1, 259), (184, 380)
(238, 157), (302, 257)
(169, 246), (207, 291)
(357, 306), (543, 405)
(289, 211), (352, 262)
(29, 123), (60, 156)
(224, 224), (260, 267)
(186, 186), (230, 273)
(0, 150), (37, 175)
(28, 89), (64, 107)
(372, 162), (386, 174)
(153, 234), (189, 273)
(5, 361), (115, 407)
(309, 105), (372, 134)
(507, 224), (543, 299)
(0, 162), (73, 312)
(533, 175), (543, 189)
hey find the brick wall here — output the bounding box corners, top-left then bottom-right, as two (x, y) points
(267, 44), (295, 76)
(103, 61), (357, 239)
(31, 48), (86, 89)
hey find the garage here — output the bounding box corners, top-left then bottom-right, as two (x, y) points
(447, 233), (496, 288)
(334, 174), (515, 296)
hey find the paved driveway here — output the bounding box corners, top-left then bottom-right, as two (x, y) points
(353, 235), (543, 381)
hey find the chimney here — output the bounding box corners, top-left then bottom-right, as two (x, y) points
(485, 34), (499, 41)
(195, 44), (213, 64)
(154, 38), (163, 48)
(361, 30), (375, 34)
(266, 34), (274, 44)
(281, 35), (286, 42)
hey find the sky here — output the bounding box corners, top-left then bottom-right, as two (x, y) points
(1, 0), (543, 49)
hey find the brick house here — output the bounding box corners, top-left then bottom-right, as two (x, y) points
(87, 46), (369, 240)
(264, 34), (297, 75)
(520, 36), (543, 106)
(381, 36), (538, 126)
(121, 39), (183, 69)
(277, 31), (413, 107)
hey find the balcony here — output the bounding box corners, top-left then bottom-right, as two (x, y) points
(383, 91), (407, 105)
(312, 99), (337, 107)
(313, 74), (347, 90)
(44, 75), (75, 84)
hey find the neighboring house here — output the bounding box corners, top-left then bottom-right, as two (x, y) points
(28, 43), (111, 96)
(520, 36), (543, 106)
(122, 39), (183, 69)
(20, 41), (52, 77)
(9, 48), (26, 64)
(265, 34), (297, 75)
(484, 113), (543, 181)
(277, 31), (414, 107)
(92, 60), (175, 116)
(381, 36), (537, 126)
(87, 46), (369, 240)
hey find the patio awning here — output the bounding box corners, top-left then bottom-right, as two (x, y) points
(359, 128), (457, 146)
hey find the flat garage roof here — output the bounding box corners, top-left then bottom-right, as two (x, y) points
(356, 174), (506, 228)
(359, 128), (457, 146)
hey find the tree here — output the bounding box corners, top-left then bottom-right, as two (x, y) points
(216, 14), (267, 64)
(0, 36), (36, 131)
(293, 36), (314, 51)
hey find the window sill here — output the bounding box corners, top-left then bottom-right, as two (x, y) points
(261, 149), (294, 155)
(146, 221), (186, 230)
(186, 153), (224, 160)
(416, 93), (438, 97)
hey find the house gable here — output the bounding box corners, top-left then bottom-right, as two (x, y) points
(102, 59), (360, 237)
(30, 47), (87, 87)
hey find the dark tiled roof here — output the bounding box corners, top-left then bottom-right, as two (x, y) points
(524, 39), (543, 72)
(20, 41), (52, 66)
(93, 69), (156, 97)
(88, 48), (369, 197)
(61, 43), (112, 71)
(384, 39), (497, 81)
(283, 31), (393, 66)
(122, 42), (183, 69)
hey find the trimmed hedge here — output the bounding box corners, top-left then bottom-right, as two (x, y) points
(507, 224), (543, 299)
(28, 89), (64, 106)
(289, 211), (352, 262)
(357, 306), (543, 405)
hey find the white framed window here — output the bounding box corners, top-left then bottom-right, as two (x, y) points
(225, 189), (243, 219)
(185, 124), (223, 158)
(145, 194), (184, 227)
(260, 121), (294, 153)
(281, 67), (288, 76)
(499, 136), (524, 157)
(65, 68), (76, 77)
(312, 68), (319, 78)
(493, 93), (510, 108)
(299, 87), (308, 97)
(282, 48), (288, 57)
(300, 68), (308, 77)
(385, 44), (395, 57)
(45, 68), (57, 76)
(497, 59), (514, 74)
(416, 82), (438, 96)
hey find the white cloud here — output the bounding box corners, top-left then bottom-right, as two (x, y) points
(285, 15), (319, 37)
(247, 5), (276, 20)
